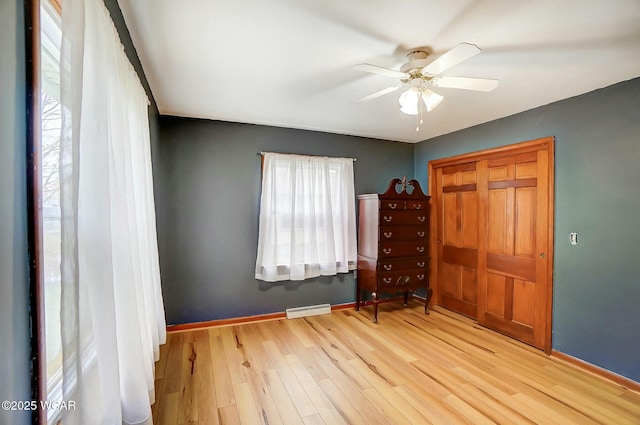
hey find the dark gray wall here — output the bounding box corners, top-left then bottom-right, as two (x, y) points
(0, 1), (31, 424)
(414, 77), (640, 383)
(157, 118), (414, 325)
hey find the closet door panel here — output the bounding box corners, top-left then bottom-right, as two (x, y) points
(436, 163), (479, 318)
(478, 151), (547, 349)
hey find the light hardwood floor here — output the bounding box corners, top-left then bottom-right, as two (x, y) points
(151, 304), (640, 425)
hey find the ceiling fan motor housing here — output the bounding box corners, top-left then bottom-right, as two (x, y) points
(400, 50), (433, 82)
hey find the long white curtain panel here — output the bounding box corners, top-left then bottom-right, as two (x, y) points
(59, 0), (166, 423)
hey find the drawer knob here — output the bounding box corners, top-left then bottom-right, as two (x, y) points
(382, 248), (392, 254)
(417, 261), (425, 267)
(416, 246), (425, 253)
(413, 203), (422, 209)
(383, 264), (392, 270)
(418, 216), (426, 222)
(383, 232), (393, 238)
(417, 274), (425, 280)
(383, 216), (393, 222)
(382, 277), (392, 284)
(388, 203), (398, 209)
(417, 231), (425, 237)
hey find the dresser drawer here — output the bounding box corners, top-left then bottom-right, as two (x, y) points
(379, 257), (430, 272)
(380, 199), (404, 210)
(379, 210), (428, 226)
(380, 226), (428, 241)
(379, 268), (429, 287)
(406, 201), (429, 211)
(379, 241), (428, 258)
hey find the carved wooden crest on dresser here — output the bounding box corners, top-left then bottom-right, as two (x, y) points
(356, 178), (432, 323)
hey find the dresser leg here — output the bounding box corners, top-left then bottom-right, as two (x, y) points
(372, 292), (379, 323)
(403, 290), (409, 306)
(425, 287), (433, 315)
(355, 286), (361, 311)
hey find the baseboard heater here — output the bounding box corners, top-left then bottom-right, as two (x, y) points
(285, 303), (331, 319)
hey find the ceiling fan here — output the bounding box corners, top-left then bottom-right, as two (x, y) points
(354, 43), (499, 129)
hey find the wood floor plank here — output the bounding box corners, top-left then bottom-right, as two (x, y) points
(163, 332), (184, 395)
(307, 345), (371, 391)
(262, 340), (318, 418)
(208, 328), (235, 408)
(443, 394), (497, 425)
(360, 387), (416, 425)
(235, 332), (284, 425)
(219, 326), (249, 386)
(315, 378), (375, 425)
(394, 384), (473, 425)
(280, 320), (330, 383)
(155, 332), (171, 380)
(177, 332), (198, 424)
(153, 306), (640, 425)
(233, 382), (263, 425)
(217, 404), (241, 425)
(456, 382), (535, 425)
(157, 391), (179, 425)
(193, 330), (219, 425)
(264, 368), (305, 425)
(301, 413), (326, 425)
(283, 353), (348, 425)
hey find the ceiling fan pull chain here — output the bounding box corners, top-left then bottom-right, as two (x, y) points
(416, 85), (424, 132)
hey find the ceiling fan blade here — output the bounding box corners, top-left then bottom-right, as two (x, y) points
(421, 42), (481, 77)
(353, 63), (408, 79)
(431, 76), (499, 92)
(356, 86), (401, 103)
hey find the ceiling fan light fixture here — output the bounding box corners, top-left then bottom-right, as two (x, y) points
(399, 86), (443, 115)
(422, 89), (443, 112)
(399, 87), (420, 115)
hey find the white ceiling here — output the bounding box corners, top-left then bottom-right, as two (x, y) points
(117, 0), (640, 143)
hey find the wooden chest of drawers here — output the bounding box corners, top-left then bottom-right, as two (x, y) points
(356, 178), (432, 322)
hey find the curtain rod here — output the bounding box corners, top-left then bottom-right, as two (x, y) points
(258, 151), (356, 161)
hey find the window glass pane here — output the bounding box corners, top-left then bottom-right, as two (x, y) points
(40, 1), (63, 420)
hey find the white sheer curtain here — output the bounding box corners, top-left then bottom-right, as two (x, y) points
(255, 153), (357, 282)
(59, 0), (166, 423)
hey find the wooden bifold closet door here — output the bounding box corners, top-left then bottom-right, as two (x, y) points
(429, 137), (554, 352)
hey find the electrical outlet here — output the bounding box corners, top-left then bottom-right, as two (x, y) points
(569, 232), (578, 245)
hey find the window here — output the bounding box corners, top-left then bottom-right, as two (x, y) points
(40, 1), (64, 422)
(255, 153), (357, 282)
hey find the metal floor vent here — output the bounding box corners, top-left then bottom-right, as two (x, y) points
(285, 304), (331, 319)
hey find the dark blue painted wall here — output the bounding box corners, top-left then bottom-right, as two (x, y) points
(414, 77), (640, 383)
(156, 118), (414, 325)
(0, 1), (31, 423)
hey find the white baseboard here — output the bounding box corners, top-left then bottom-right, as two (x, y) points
(285, 303), (331, 319)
